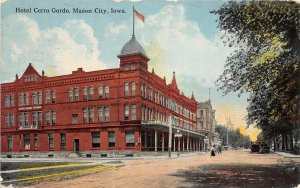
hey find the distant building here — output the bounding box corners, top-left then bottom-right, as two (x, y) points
(225, 117), (234, 130)
(197, 100), (217, 148)
(1, 35), (205, 156)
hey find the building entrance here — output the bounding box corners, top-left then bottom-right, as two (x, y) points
(74, 139), (79, 153)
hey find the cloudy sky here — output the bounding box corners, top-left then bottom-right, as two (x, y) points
(1, 0), (260, 140)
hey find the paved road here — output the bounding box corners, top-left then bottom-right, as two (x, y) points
(1, 150), (299, 188)
(32, 150), (299, 188)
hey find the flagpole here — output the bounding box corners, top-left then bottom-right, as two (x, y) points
(132, 6), (135, 38)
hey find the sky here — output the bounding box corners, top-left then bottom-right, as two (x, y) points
(1, 0), (260, 140)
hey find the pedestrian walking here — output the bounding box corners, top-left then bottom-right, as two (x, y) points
(210, 147), (216, 157)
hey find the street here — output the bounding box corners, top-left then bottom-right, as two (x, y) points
(2, 150), (298, 188)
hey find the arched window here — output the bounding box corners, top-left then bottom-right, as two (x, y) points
(98, 85), (103, 99)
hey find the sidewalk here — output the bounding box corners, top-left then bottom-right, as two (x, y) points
(275, 151), (300, 158)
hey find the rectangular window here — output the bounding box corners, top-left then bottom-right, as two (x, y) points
(92, 132), (100, 148)
(8, 135), (13, 150)
(89, 87), (94, 100)
(10, 113), (14, 127)
(108, 131), (115, 147)
(126, 131), (135, 147)
(89, 108), (94, 123)
(24, 112), (29, 127)
(83, 87), (88, 101)
(72, 114), (78, 124)
(105, 107), (110, 122)
(48, 133), (54, 149)
(131, 82), (136, 96)
(5, 96), (10, 107)
(24, 94), (29, 106)
(68, 89), (73, 102)
(19, 112), (24, 127)
(124, 83), (129, 96)
(60, 133), (66, 149)
(46, 92), (50, 104)
(105, 86), (109, 98)
(131, 64), (136, 70)
(33, 112), (37, 126)
(98, 86), (103, 99)
(38, 112), (42, 125)
(98, 107), (103, 122)
(46, 111), (50, 125)
(32, 93), (37, 105)
(34, 134), (38, 149)
(83, 108), (88, 123)
(52, 91), (56, 103)
(124, 105), (129, 120)
(24, 134), (30, 150)
(10, 95), (14, 107)
(5, 114), (9, 126)
(52, 111), (56, 125)
(38, 92), (42, 105)
(131, 105), (136, 120)
(74, 89), (79, 101)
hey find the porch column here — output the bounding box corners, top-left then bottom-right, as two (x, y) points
(155, 130), (158, 151)
(187, 134), (189, 152)
(162, 132), (165, 151)
(173, 134), (176, 151)
(178, 137), (181, 151)
(183, 136), (185, 151)
(144, 129), (147, 148)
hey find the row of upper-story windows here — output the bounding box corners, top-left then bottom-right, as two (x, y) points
(68, 85), (110, 102)
(141, 83), (165, 106)
(45, 91), (56, 104)
(124, 64), (136, 71)
(124, 104), (136, 120)
(81, 106), (110, 124)
(4, 91), (56, 108)
(19, 111), (43, 127)
(124, 82), (136, 97)
(140, 83), (196, 121)
(18, 92), (42, 107)
(141, 105), (167, 123)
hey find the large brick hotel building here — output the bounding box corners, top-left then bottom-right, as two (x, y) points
(1, 35), (204, 156)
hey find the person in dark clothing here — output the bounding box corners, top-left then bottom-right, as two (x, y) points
(211, 147), (216, 157)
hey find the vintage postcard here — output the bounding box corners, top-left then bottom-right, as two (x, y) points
(1, 0), (299, 187)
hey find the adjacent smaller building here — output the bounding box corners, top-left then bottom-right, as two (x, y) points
(197, 100), (217, 148)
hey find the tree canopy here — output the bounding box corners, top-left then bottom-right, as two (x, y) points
(212, 1), (300, 148)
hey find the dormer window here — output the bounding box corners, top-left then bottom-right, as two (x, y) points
(131, 64), (136, 70)
(24, 75), (37, 82)
(125, 65), (129, 71)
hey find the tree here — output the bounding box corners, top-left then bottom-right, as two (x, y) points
(212, 1), (300, 150)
